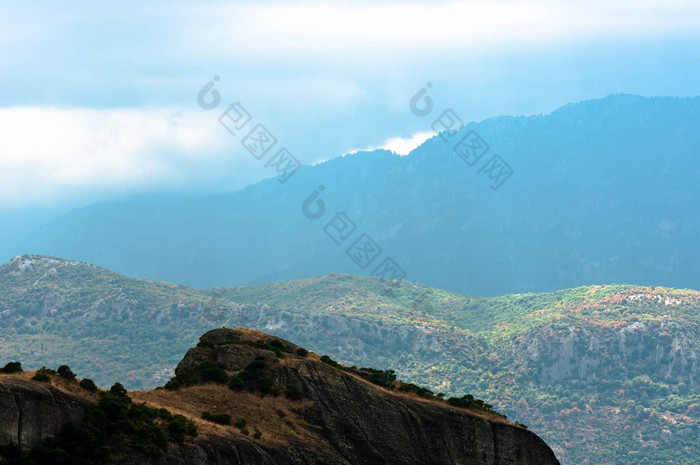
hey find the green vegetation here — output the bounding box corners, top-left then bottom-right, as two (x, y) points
(228, 359), (274, 395)
(198, 335), (294, 358)
(3, 257), (700, 464)
(56, 365), (76, 380)
(79, 378), (98, 392)
(285, 385), (304, 401)
(320, 355), (504, 417)
(0, 362), (22, 374)
(164, 361), (228, 390)
(202, 412), (232, 425)
(0, 381), (196, 465)
(30, 368), (54, 383)
(30, 372), (50, 383)
(295, 348), (308, 357)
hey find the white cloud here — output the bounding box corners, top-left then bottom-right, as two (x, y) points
(183, 0), (700, 61)
(379, 132), (435, 155)
(349, 131), (434, 156)
(0, 107), (230, 207)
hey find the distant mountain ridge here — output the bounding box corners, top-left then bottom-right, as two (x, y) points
(1, 255), (699, 464)
(21, 94), (700, 296)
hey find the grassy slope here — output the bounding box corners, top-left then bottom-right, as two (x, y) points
(1, 256), (699, 464)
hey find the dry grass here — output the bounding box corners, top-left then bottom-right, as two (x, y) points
(338, 367), (513, 425)
(1, 335), (513, 454)
(132, 385), (318, 447)
(0, 371), (102, 404)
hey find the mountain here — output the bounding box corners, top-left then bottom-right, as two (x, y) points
(0, 328), (560, 465)
(21, 94), (700, 296)
(1, 255), (699, 464)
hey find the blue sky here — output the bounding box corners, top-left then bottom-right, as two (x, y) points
(2, 0), (700, 209)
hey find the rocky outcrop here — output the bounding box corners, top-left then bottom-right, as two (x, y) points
(175, 329), (281, 376)
(0, 329), (561, 464)
(0, 377), (90, 450)
(160, 328), (560, 465)
(271, 359), (558, 465)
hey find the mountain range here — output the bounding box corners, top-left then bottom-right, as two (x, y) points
(1, 255), (698, 464)
(15, 94), (700, 296)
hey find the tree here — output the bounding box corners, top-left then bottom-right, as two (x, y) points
(57, 365), (76, 380)
(79, 378), (98, 392)
(1, 362), (22, 374)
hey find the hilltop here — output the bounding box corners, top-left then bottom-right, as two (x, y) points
(0, 328), (559, 465)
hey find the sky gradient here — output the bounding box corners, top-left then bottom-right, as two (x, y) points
(2, 0), (700, 209)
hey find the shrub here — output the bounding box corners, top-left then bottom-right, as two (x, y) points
(228, 359), (273, 395)
(234, 419), (247, 429)
(32, 371), (51, 383)
(285, 385), (304, 401)
(253, 430), (262, 440)
(197, 361), (229, 383)
(398, 382), (434, 398)
(57, 365), (76, 380)
(157, 408), (173, 420)
(2, 379), (197, 464)
(202, 412), (232, 425)
(357, 368), (396, 388)
(295, 348), (309, 357)
(167, 415), (195, 443)
(268, 339), (286, 350)
(109, 382), (128, 398)
(163, 378), (181, 391)
(320, 355), (343, 369)
(164, 361), (228, 390)
(79, 378), (98, 392)
(1, 361), (23, 374)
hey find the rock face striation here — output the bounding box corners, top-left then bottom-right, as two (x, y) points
(0, 328), (561, 465)
(0, 377), (90, 450)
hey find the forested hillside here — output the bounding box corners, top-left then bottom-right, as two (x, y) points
(1, 255), (698, 464)
(21, 95), (700, 297)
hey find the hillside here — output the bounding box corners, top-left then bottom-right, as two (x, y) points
(19, 94), (700, 296)
(1, 255), (699, 464)
(0, 328), (559, 465)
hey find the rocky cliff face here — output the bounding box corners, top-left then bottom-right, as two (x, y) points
(140, 328), (559, 465)
(512, 319), (699, 389)
(0, 328), (560, 464)
(0, 377), (90, 450)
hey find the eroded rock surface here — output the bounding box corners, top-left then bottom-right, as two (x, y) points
(0, 377), (90, 450)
